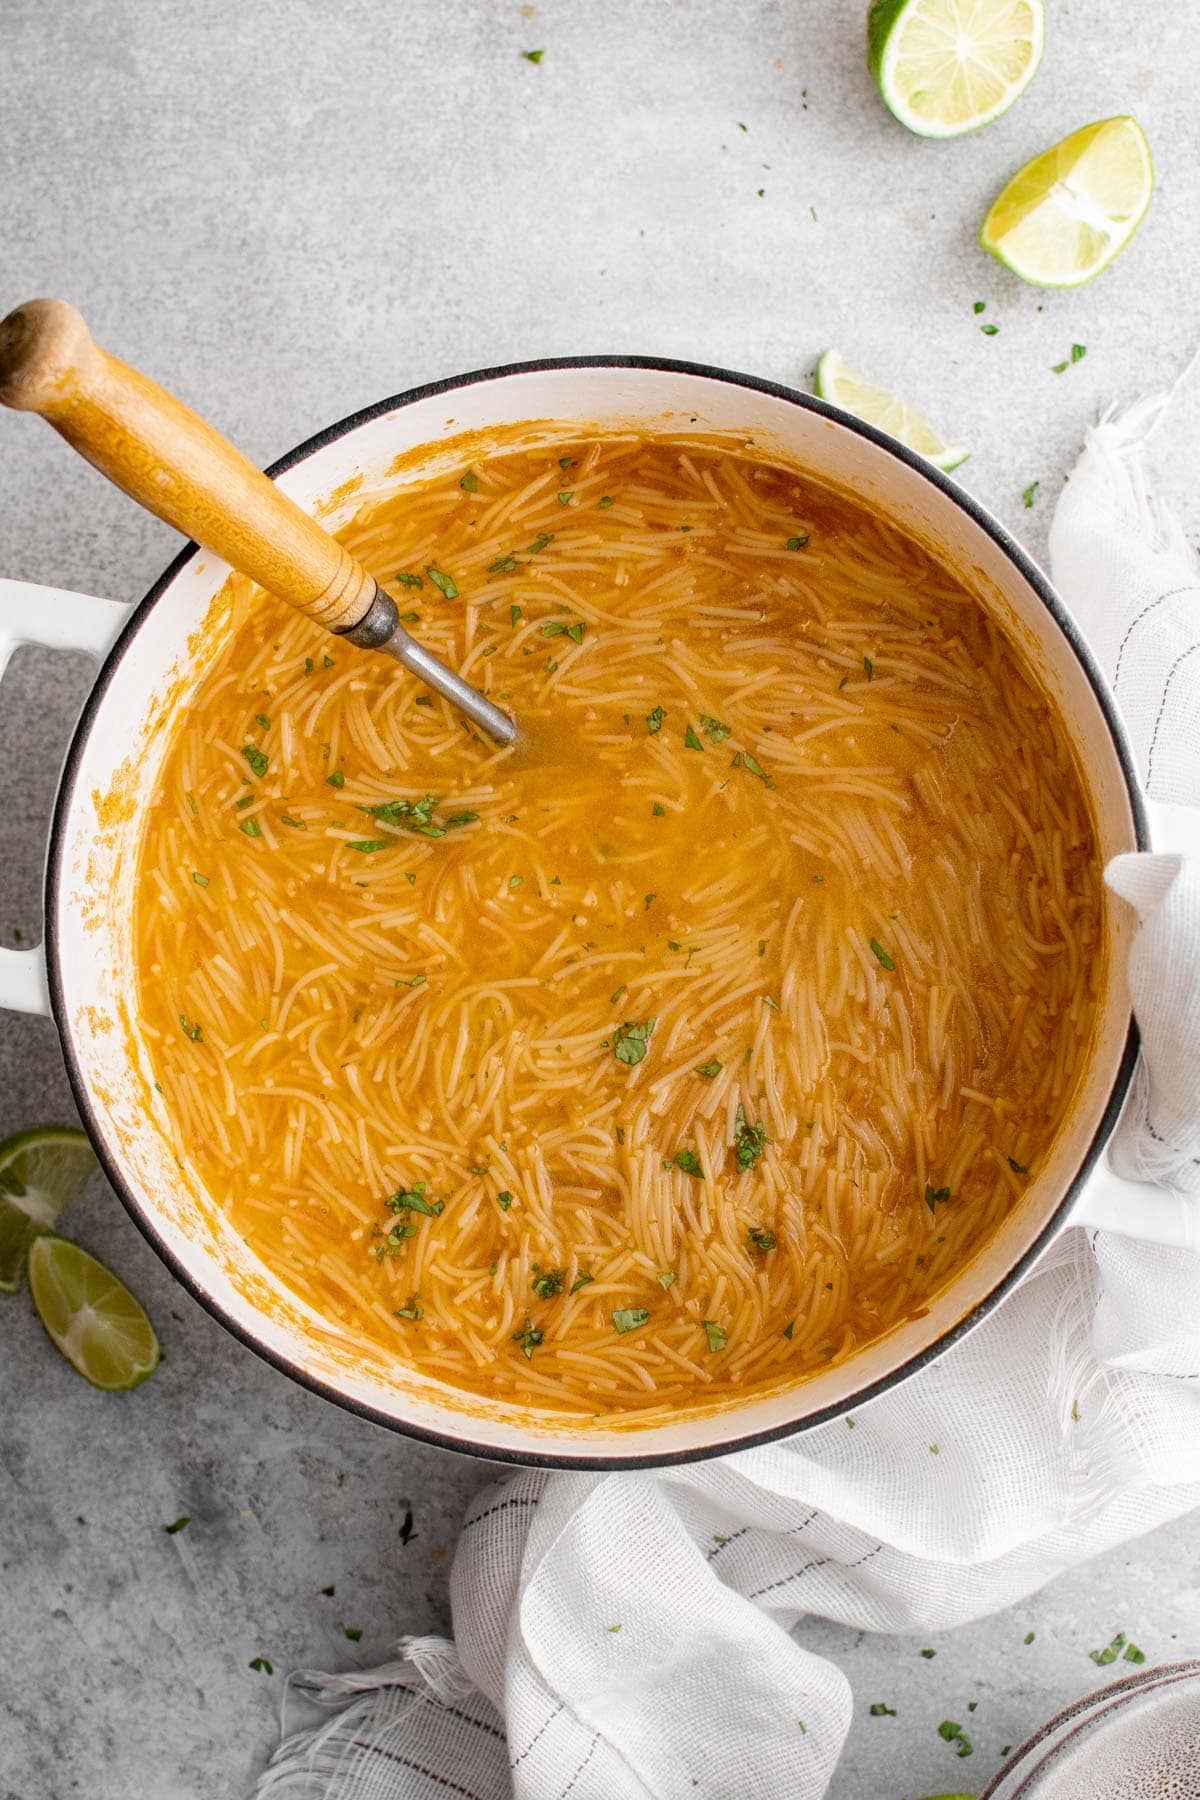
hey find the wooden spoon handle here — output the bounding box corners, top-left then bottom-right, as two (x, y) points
(0, 298), (376, 633)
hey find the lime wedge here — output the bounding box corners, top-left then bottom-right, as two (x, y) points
(0, 1125), (98, 1293)
(27, 1235), (160, 1390)
(980, 116), (1153, 287)
(868, 0), (1044, 138)
(815, 351), (969, 473)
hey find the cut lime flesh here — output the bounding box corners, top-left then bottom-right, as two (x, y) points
(815, 351), (969, 473)
(27, 1235), (159, 1390)
(980, 115), (1153, 287)
(869, 0), (1044, 139)
(0, 1126), (97, 1293)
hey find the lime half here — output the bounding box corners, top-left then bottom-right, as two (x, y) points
(981, 116), (1153, 287)
(0, 1125), (98, 1293)
(27, 1235), (160, 1390)
(868, 0), (1044, 138)
(815, 352), (969, 473)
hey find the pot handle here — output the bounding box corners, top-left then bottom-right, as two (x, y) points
(0, 579), (129, 1016)
(1071, 797), (1200, 1252)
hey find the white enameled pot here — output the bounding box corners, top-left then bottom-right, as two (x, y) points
(2, 358), (1197, 1469)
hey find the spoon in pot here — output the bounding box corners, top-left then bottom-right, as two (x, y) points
(0, 299), (517, 746)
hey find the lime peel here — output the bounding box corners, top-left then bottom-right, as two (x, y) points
(27, 1235), (160, 1391)
(815, 351), (969, 474)
(868, 0), (1045, 139)
(980, 115), (1154, 288)
(0, 1125), (98, 1294)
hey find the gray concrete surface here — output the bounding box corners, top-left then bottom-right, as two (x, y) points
(1, 2), (1197, 1796)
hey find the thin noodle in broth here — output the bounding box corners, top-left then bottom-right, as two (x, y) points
(134, 431), (1103, 1424)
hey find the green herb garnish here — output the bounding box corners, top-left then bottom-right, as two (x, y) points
(1022, 481), (1039, 508)
(490, 554), (519, 574)
(192, 872), (210, 888)
(740, 752), (774, 787)
(863, 656), (874, 680)
(238, 818), (263, 838)
(733, 1105), (768, 1171)
(527, 532), (554, 554)
(870, 937), (895, 970)
(695, 1059), (722, 1079)
(657, 1271), (677, 1289)
(394, 1297), (424, 1321)
(1091, 1632), (1130, 1666)
(531, 1267), (565, 1300)
(1008, 1156), (1029, 1174)
(869, 1703), (896, 1717)
(557, 490), (572, 505)
(242, 744), (268, 778)
(460, 471), (478, 492)
(747, 1225), (776, 1253)
(513, 1319), (543, 1358)
(1072, 343), (1087, 362)
(973, 300), (986, 313)
(179, 1014), (203, 1042)
(925, 1185), (951, 1213)
(326, 769), (345, 789)
(612, 1307), (649, 1334)
(249, 1657), (273, 1674)
(699, 714), (731, 743)
(426, 567), (458, 599)
(599, 495), (614, 508)
(387, 1182), (443, 1217)
(673, 1149), (703, 1178)
(164, 1516), (190, 1534)
(570, 1271), (594, 1294)
(613, 1018), (656, 1065)
(786, 534), (809, 551)
(521, 47), (544, 62)
(344, 1628), (363, 1643)
(684, 725), (704, 751)
(702, 1320), (727, 1353)
(646, 705), (664, 734)
(496, 1191), (514, 1210)
(348, 839), (390, 853)
(980, 322), (999, 336)
(396, 572), (423, 590)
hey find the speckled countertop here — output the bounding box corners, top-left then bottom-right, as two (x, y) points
(2, 3), (1198, 1795)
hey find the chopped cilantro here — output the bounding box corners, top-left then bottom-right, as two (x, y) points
(786, 534), (810, 552)
(460, 471), (478, 492)
(557, 490), (572, 505)
(684, 725), (704, 751)
(344, 1628), (362, 1643)
(783, 1321), (795, 1340)
(570, 1271), (594, 1294)
(443, 811), (479, 828)
(646, 705), (664, 734)
(938, 1720), (973, 1757)
(870, 937), (895, 971)
(612, 1307), (649, 1333)
(599, 495), (614, 508)
(255, 713), (271, 730)
(747, 1225), (777, 1253)
(980, 323), (999, 336)
(526, 532), (554, 554)
(387, 1182), (443, 1217)
(673, 1148), (703, 1178)
(531, 1267), (565, 1300)
(323, 655), (335, 668)
(699, 714), (731, 743)
(496, 1191), (513, 1210)
(869, 1703), (896, 1717)
(541, 619), (585, 643)
(242, 744), (268, 778)
(327, 769), (345, 789)
(240, 817), (264, 839)
(348, 839), (390, 853)
(740, 752), (774, 787)
(863, 656), (874, 681)
(1022, 481), (1039, 509)
(489, 554), (519, 574)
(521, 47), (544, 62)
(658, 1271), (677, 1289)
(426, 567), (458, 599)
(613, 1018), (656, 1065)
(510, 604), (522, 625)
(702, 1320), (727, 1353)
(179, 1014), (203, 1043)
(192, 872), (210, 888)
(1072, 342), (1087, 362)
(280, 814), (306, 830)
(920, 1648), (936, 1659)
(1024, 1631), (1035, 1644)
(1124, 1642), (1146, 1664)
(164, 1516), (190, 1534)
(695, 1059), (722, 1079)
(973, 300), (986, 314)
(1091, 1631), (1129, 1666)
(733, 1104), (768, 1170)
(394, 1297), (424, 1321)
(513, 1319), (543, 1358)
(925, 1185), (951, 1213)
(396, 572), (423, 589)
(249, 1657), (273, 1674)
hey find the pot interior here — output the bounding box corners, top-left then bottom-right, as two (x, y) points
(50, 363), (1140, 1464)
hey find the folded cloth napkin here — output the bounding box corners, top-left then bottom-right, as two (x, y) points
(255, 393), (1200, 1800)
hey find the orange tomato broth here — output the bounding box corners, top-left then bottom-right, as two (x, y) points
(133, 429), (1102, 1424)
